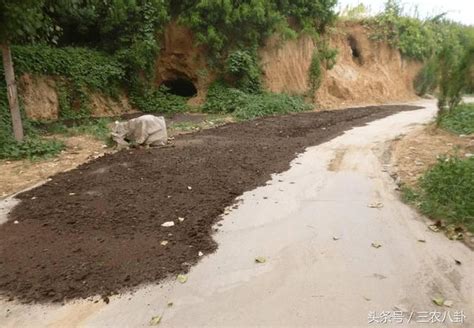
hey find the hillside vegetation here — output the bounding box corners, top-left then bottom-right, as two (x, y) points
(1, 0), (473, 159)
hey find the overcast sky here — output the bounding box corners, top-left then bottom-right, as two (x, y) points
(336, 0), (473, 25)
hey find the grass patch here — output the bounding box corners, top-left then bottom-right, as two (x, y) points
(0, 118), (114, 161)
(0, 137), (64, 161)
(130, 86), (189, 114)
(44, 118), (113, 141)
(403, 157), (474, 232)
(203, 82), (312, 120)
(438, 103), (474, 135)
(234, 93), (312, 120)
(169, 115), (232, 133)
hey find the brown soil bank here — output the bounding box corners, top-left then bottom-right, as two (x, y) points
(157, 21), (421, 109)
(21, 23), (421, 120)
(0, 105), (420, 303)
(19, 74), (136, 120)
(261, 22), (421, 108)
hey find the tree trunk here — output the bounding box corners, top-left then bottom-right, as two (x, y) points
(1, 43), (24, 142)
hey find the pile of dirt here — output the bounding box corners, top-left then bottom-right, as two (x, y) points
(0, 113), (233, 199)
(0, 105), (420, 303)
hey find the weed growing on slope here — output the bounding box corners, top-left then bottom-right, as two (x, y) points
(203, 81), (312, 120)
(438, 103), (474, 135)
(0, 137), (64, 160)
(415, 157), (474, 232)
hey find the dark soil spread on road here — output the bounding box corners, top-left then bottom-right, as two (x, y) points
(0, 105), (420, 303)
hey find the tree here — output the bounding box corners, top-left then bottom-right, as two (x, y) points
(437, 26), (474, 117)
(0, 0), (46, 142)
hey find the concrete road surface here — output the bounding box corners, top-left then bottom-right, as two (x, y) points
(1, 99), (472, 327)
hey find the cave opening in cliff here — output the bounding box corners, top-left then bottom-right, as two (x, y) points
(347, 35), (363, 64)
(162, 78), (197, 97)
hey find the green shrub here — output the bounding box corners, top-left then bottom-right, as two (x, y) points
(178, 0), (336, 61)
(225, 49), (262, 93)
(437, 40), (474, 111)
(365, 0), (468, 61)
(438, 103), (474, 135)
(130, 85), (188, 114)
(417, 157), (474, 232)
(308, 49), (323, 99)
(414, 58), (438, 95)
(47, 0), (169, 78)
(0, 137), (64, 160)
(307, 41), (338, 100)
(318, 41), (338, 69)
(368, 16), (435, 61)
(203, 82), (250, 114)
(12, 45), (124, 95)
(234, 92), (312, 120)
(203, 81), (312, 120)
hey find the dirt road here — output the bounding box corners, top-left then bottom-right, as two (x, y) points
(1, 100), (472, 327)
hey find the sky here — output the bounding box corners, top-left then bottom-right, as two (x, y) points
(336, 0), (473, 25)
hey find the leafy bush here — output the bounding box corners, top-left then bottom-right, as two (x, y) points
(130, 85), (188, 114)
(178, 1), (284, 59)
(12, 45), (124, 94)
(318, 41), (338, 70)
(395, 17), (437, 60)
(368, 8), (435, 60)
(437, 40), (474, 111)
(438, 103), (474, 135)
(225, 49), (262, 93)
(308, 49), (323, 99)
(277, 0), (337, 33)
(365, 0), (470, 61)
(414, 57), (438, 95)
(234, 92), (312, 120)
(203, 82), (250, 114)
(307, 41), (338, 100)
(0, 137), (64, 160)
(46, 0), (169, 78)
(203, 81), (311, 120)
(178, 0), (337, 60)
(416, 157), (474, 232)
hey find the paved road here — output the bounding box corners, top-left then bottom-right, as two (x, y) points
(1, 100), (472, 327)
